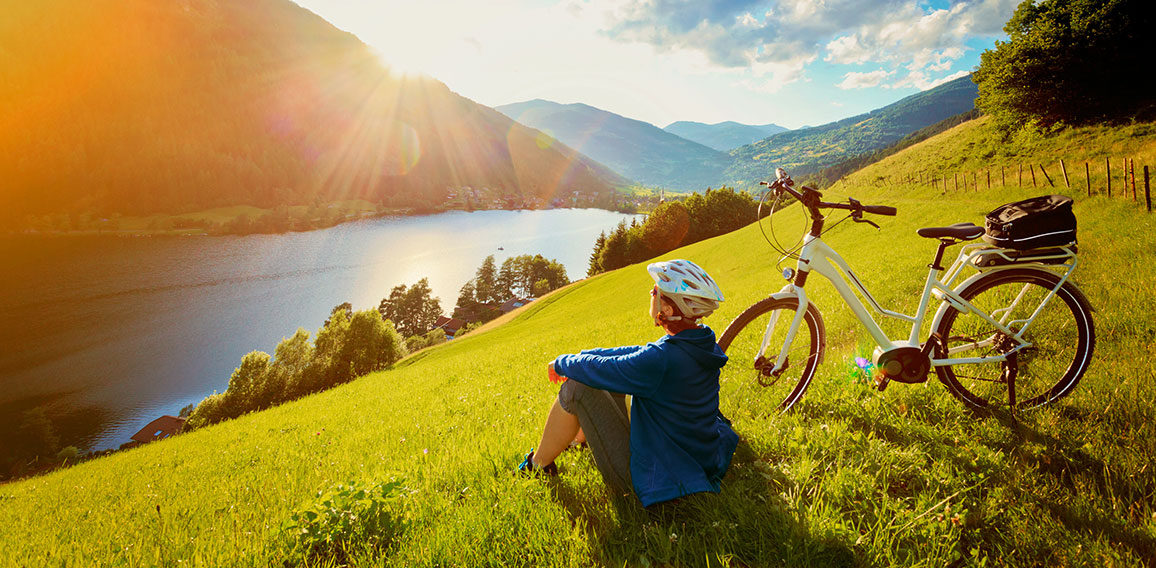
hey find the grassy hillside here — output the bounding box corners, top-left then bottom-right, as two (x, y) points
(725, 76), (979, 187)
(2, 121), (1155, 566)
(0, 1), (624, 229)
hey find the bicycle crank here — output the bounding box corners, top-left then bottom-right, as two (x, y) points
(873, 344), (933, 384)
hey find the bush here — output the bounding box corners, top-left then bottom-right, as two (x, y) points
(186, 305), (408, 430)
(56, 446), (81, 463)
(281, 479), (407, 564)
(185, 392), (228, 430)
(405, 328), (447, 353)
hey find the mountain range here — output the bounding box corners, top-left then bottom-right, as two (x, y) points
(724, 76), (980, 185)
(496, 100), (730, 191)
(663, 121), (789, 152)
(0, 0), (625, 226)
(499, 77), (978, 192)
(1, 0), (980, 225)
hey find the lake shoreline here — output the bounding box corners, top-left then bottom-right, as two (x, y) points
(7, 203), (641, 239)
(0, 208), (644, 455)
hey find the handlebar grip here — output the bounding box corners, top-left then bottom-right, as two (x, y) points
(863, 205), (897, 216)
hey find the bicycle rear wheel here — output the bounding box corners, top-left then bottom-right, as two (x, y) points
(718, 297), (826, 412)
(935, 268), (1094, 410)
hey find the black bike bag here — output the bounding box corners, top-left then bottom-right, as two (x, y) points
(982, 194), (1076, 250)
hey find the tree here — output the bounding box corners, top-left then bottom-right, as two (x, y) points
(270, 328), (314, 401)
(224, 351), (272, 413)
(15, 408), (59, 461)
(378, 278), (443, 337)
(345, 309), (407, 376)
(641, 201), (690, 254)
(453, 279), (481, 320)
(588, 232), (606, 276)
(312, 304), (353, 389)
(474, 256), (501, 305)
(498, 257), (519, 300)
(597, 220), (633, 272)
(973, 0), (1156, 133)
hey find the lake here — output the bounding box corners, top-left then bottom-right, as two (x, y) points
(0, 208), (639, 451)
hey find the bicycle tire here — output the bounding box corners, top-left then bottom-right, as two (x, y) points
(934, 268), (1095, 410)
(718, 297), (826, 412)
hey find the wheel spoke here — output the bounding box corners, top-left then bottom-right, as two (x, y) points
(719, 298), (825, 412)
(935, 269), (1093, 410)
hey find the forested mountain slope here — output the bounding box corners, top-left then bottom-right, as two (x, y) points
(0, 1), (625, 227)
(725, 75), (979, 186)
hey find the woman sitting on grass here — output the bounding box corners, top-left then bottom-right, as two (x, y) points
(519, 259), (738, 508)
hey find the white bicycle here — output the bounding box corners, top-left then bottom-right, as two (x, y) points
(719, 169), (1095, 412)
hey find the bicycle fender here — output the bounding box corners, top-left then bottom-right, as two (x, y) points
(928, 267), (1094, 333)
(765, 284), (810, 312)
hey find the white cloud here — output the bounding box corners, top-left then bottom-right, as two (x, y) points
(599, 0), (1015, 91)
(825, 34), (871, 65)
(891, 69), (970, 90)
(837, 69), (893, 89)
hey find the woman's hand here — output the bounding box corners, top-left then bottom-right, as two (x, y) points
(547, 362), (567, 384)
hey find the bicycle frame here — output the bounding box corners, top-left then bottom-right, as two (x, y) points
(760, 232), (1079, 376)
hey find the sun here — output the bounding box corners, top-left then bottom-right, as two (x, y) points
(369, 46), (425, 79)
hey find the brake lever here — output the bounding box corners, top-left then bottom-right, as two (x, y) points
(847, 198), (881, 230)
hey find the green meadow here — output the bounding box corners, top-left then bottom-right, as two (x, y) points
(2, 117), (1155, 566)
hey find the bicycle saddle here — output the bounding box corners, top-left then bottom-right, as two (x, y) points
(917, 222), (984, 240)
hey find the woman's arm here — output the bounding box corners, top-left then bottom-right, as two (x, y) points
(553, 343), (667, 397)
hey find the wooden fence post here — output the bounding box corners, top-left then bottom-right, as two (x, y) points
(1131, 158), (1137, 200)
(1145, 166), (1151, 212)
(954, 172), (958, 192)
(1001, 166), (1006, 187)
(1039, 164), (1054, 187)
(1106, 157), (1112, 197)
(1030, 164), (1037, 187)
(1085, 162), (1091, 196)
(987, 169), (991, 190)
(1019, 164), (1023, 187)
(1060, 159), (1070, 188)
(973, 171), (978, 192)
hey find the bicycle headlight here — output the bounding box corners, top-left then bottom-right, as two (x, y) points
(782, 267), (795, 281)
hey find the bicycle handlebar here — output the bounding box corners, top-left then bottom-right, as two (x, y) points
(763, 176), (897, 217)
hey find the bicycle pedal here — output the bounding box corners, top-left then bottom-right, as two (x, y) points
(874, 375), (891, 392)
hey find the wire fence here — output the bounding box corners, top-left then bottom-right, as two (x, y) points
(850, 158), (1153, 213)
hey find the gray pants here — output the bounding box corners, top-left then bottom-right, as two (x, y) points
(558, 380), (633, 497)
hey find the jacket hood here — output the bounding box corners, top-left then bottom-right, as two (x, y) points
(664, 326), (728, 370)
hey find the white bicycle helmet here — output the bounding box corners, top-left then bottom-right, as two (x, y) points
(647, 259), (724, 321)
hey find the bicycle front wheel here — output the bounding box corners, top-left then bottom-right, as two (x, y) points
(935, 268), (1095, 410)
(718, 297), (826, 412)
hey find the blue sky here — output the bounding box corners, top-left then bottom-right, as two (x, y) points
(292, 0), (1018, 129)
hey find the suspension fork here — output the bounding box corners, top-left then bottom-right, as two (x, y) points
(757, 284), (811, 375)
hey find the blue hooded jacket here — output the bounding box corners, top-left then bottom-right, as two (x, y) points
(552, 326), (738, 507)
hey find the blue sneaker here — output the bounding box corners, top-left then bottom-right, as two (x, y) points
(517, 449), (558, 476)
